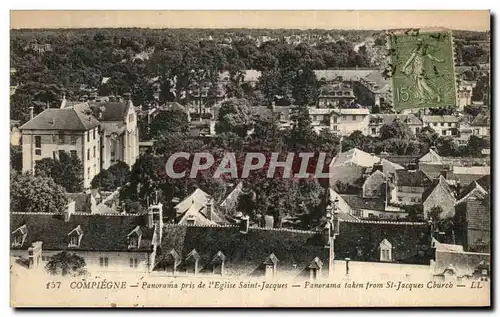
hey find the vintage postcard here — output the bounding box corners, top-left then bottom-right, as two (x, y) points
(10, 10), (491, 307)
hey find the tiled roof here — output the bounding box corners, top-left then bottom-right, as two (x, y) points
(335, 220), (432, 264)
(396, 169), (432, 187)
(420, 164), (449, 180)
(10, 213), (155, 252)
(464, 195), (490, 231)
(155, 225), (329, 276)
(175, 189), (227, 225)
(422, 175), (455, 202)
(19, 107), (100, 131)
(340, 194), (386, 211)
(332, 148), (380, 168)
(378, 154), (420, 167)
(419, 149), (443, 165)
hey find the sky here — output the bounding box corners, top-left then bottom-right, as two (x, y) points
(10, 10), (490, 31)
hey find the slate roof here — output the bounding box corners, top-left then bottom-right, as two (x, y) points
(19, 107), (100, 131)
(340, 194), (386, 211)
(421, 115), (460, 123)
(369, 114), (422, 125)
(470, 113), (490, 126)
(175, 189), (227, 225)
(456, 178), (489, 202)
(10, 213), (155, 252)
(419, 149), (443, 165)
(396, 169), (432, 187)
(155, 225), (329, 276)
(335, 220), (432, 264)
(89, 101), (131, 121)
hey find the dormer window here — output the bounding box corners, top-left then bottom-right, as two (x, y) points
(263, 253), (279, 279)
(185, 249), (200, 275)
(380, 239), (392, 262)
(127, 226), (143, 249)
(67, 225), (83, 248)
(186, 215), (196, 226)
(11, 224), (28, 248)
(211, 251), (226, 275)
(307, 257), (323, 280)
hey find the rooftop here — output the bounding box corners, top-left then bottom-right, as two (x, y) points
(20, 106), (100, 131)
(396, 169), (432, 187)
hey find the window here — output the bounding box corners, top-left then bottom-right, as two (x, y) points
(71, 135), (77, 144)
(371, 128), (377, 135)
(70, 150), (77, 158)
(433, 123), (438, 127)
(87, 149), (90, 160)
(448, 123), (452, 127)
(342, 115), (346, 121)
(69, 235), (79, 247)
(397, 196), (403, 202)
(442, 130), (446, 136)
(441, 123), (444, 126)
(58, 150), (65, 158)
(87, 132), (90, 142)
(35, 149), (42, 156)
(381, 249), (391, 261)
(333, 125), (338, 131)
(99, 257), (109, 267)
(58, 134), (64, 144)
(352, 115), (356, 121)
(187, 218), (195, 225)
(35, 136), (41, 148)
(265, 264), (274, 278)
(87, 167), (90, 179)
(130, 258), (138, 268)
(93, 146), (96, 158)
(93, 129), (96, 140)
(12, 235), (21, 247)
(129, 236), (138, 248)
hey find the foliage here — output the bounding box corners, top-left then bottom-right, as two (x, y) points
(45, 252), (87, 277)
(34, 152), (84, 193)
(11, 172), (68, 213)
(10, 145), (22, 172)
(334, 181), (361, 195)
(215, 98), (254, 137)
(149, 109), (189, 139)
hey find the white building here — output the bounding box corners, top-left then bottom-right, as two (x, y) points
(308, 107), (370, 136)
(421, 115), (460, 137)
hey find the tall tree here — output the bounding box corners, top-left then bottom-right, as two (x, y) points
(34, 152), (84, 193)
(149, 109), (190, 139)
(11, 172), (68, 213)
(215, 98), (254, 137)
(45, 252), (87, 277)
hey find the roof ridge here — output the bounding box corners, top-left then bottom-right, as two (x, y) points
(341, 219), (428, 226)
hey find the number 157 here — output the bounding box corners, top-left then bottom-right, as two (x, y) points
(396, 87), (410, 102)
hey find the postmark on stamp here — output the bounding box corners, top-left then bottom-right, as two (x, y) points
(387, 29), (457, 110)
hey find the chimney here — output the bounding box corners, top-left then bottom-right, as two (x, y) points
(65, 201), (75, 222)
(239, 215), (250, 234)
(29, 106), (34, 120)
(28, 241), (43, 269)
(264, 215), (274, 229)
(206, 200), (213, 221)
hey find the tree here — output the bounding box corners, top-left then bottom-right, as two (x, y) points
(10, 145), (22, 172)
(379, 118), (411, 140)
(149, 109), (189, 139)
(465, 135), (490, 156)
(34, 152), (84, 193)
(45, 251), (87, 277)
(91, 169), (115, 191)
(11, 172), (68, 213)
(215, 98), (254, 137)
(292, 68), (319, 106)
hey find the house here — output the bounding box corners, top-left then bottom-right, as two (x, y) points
(339, 194), (406, 220)
(418, 148), (451, 180)
(174, 188), (229, 226)
(10, 203), (164, 273)
(308, 107), (370, 136)
(457, 83), (473, 111)
(329, 148), (381, 185)
(19, 104), (101, 189)
(470, 113), (490, 137)
(368, 114), (423, 137)
(454, 194), (490, 253)
(352, 71), (390, 109)
(317, 82), (356, 108)
(394, 168), (432, 205)
(422, 175), (456, 219)
(421, 115), (460, 137)
(362, 169), (386, 198)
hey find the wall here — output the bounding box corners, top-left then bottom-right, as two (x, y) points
(11, 249), (152, 273)
(21, 129), (99, 188)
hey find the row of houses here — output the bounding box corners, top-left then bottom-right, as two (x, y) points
(328, 148), (490, 253)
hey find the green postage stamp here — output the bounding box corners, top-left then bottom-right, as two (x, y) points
(388, 29), (457, 110)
